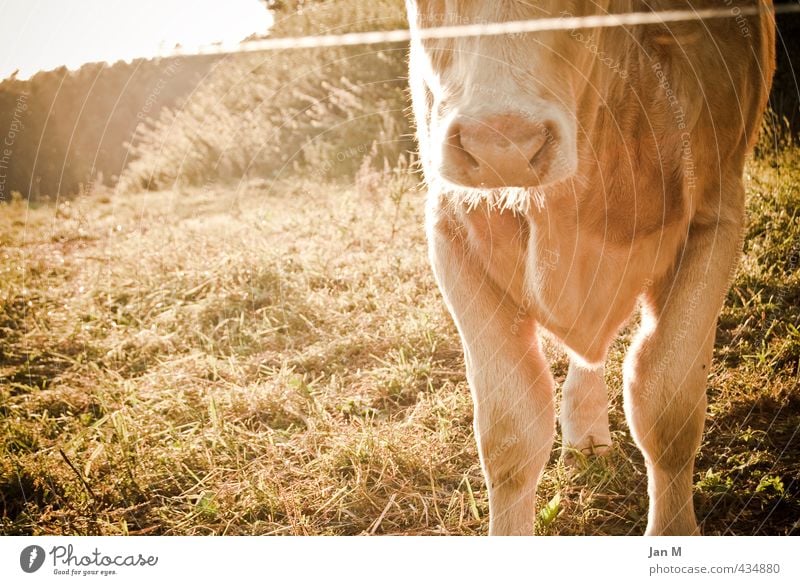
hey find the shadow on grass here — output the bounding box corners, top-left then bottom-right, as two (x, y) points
(696, 392), (800, 535)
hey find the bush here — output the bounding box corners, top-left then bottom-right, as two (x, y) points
(119, 0), (413, 192)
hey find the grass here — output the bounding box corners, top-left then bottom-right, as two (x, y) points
(1, 147), (798, 536)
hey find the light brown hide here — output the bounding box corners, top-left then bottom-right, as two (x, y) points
(407, 0), (775, 534)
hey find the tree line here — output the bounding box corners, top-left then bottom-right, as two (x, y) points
(0, 56), (217, 202)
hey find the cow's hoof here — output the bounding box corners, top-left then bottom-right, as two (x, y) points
(561, 437), (612, 468)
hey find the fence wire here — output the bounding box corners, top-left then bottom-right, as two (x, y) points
(163, 3), (800, 57)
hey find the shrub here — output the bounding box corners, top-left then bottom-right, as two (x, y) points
(119, 0), (413, 192)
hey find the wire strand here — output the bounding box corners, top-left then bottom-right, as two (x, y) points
(165, 3), (800, 57)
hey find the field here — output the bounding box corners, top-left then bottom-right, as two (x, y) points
(1, 145), (798, 536)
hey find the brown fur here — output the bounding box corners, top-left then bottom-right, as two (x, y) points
(407, 0), (775, 534)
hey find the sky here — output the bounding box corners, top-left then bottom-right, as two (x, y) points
(0, 0), (274, 80)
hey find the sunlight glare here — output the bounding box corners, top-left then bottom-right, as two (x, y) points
(0, 0), (274, 80)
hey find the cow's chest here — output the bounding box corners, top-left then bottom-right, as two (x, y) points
(524, 218), (649, 363)
(458, 201), (679, 363)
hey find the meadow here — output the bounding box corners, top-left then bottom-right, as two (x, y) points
(1, 0), (799, 537)
(1, 139), (798, 535)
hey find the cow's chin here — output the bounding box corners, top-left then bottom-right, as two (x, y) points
(430, 170), (577, 213)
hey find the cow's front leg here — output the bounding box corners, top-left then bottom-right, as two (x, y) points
(427, 202), (555, 536)
(623, 210), (744, 535)
(561, 361), (612, 465)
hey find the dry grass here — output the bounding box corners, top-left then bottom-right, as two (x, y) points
(1, 149), (798, 535)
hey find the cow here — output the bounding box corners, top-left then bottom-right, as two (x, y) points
(405, 0), (775, 535)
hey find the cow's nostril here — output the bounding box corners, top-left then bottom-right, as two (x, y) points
(528, 139), (549, 169)
(529, 122), (557, 166)
(446, 124), (481, 171)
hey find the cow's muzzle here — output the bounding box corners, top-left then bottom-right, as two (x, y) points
(440, 113), (571, 189)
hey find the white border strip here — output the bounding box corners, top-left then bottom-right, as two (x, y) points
(2, 536), (799, 584)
